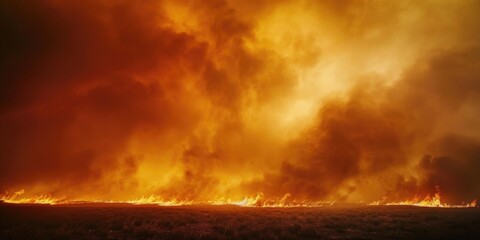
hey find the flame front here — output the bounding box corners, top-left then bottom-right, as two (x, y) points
(1, 191), (337, 207)
(2, 190), (476, 208)
(369, 191), (477, 208)
(0, 190), (64, 205)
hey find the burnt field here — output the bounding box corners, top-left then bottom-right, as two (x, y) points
(1, 203), (479, 240)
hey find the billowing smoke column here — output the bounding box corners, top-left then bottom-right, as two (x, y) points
(1, 0), (479, 204)
(248, 49), (480, 203)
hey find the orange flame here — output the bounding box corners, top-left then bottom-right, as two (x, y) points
(125, 193), (336, 207)
(369, 192), (477, 208)
(0, 189), (65, 205)
(2, 190), (476, 208)
(1, 191), (337, 207)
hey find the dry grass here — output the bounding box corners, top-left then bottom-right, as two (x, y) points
(1, 203), (479, 239)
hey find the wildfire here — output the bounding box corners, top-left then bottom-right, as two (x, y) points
(369, 192), (477, 208)
(0, 190), (64, 205)
(0, 191), (337, 207)
(125, 193), (336, 207)
(2, 190), (476, 208)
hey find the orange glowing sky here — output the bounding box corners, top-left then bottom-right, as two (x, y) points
(1, 0), (480, 205)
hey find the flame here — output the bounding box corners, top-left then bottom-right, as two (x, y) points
(1, 191), (337, 207)
(2, 190), (476, 208)
(125, 193), (336, 207)
(369, 192), (477, 208)
(2, 0), (480, 211)
(0, 189), (65, 205)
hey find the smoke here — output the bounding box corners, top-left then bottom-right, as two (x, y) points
(1, 0), (480, 203)
(0, 0), (208, 197)
(417, 135), (480, 203)
(249, 47), (480, 203)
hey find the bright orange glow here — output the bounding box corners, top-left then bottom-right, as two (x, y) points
(369, 189), (477, 208)
(382, 196), (477, 208)
(3, 190), (477, 208)
(1, 0), (480, 206)
(1, 191), (338, 207)
(0, 190), (64, 205)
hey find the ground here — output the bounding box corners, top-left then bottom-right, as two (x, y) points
(1, 203), (479, 239)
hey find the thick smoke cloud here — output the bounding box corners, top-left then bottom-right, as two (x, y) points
(1, 0), (480, 203)
(0, 0), (213, 198)
(251, 48), (480, 203)
(0, 0), (300, 200)
(418, 135), (480, 203)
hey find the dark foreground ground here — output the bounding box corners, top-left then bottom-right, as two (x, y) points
(1, 203), (479, 240)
